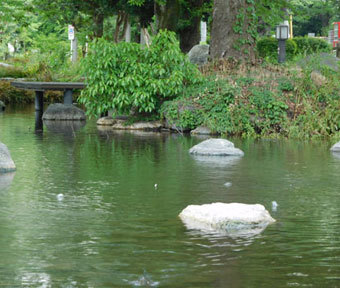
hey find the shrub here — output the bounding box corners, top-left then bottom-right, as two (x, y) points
(79, 30), (202, 117)
(257, 37), (297, 62)
(0, 66), (28, 78)
(0, 80), (34, 104)
(293, 37), (332, 55)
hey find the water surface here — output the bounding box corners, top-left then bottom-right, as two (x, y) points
(0, 105), (339, 287)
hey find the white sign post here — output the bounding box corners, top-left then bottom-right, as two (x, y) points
(68, 25), (77, 63)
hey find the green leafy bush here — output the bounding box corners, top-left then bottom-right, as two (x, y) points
(293, 37), (332, 55)
(79, 30), (202, 117)
(257, 37), (297, 61)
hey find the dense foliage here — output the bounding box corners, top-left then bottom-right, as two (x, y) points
(79, 30), (201, 117)
(161, 57), (340, 139)
(293, 37), (332, 55)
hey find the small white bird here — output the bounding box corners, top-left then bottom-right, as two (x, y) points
(272, 201), (278, 211)
(154, 184), (158, 189)
(57, 193), (64, 201)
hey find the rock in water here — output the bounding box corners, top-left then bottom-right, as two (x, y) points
(0, 142), (16, 173)
(42, 104), (86, 121)
(179, 203), (275, 236)
(330, 141), (340, 152)
(189, 138), (244, 156)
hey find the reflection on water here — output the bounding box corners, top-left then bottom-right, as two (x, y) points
(331, 151), (340, 159)
(0, 105), (339, 287)
(44, 120), (86, 135)
(191, 154), (242, 168)
(0, 172), (15, 191)
(180, 216), (270, 238)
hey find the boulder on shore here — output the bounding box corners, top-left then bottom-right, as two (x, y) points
(111, 119), (162, 131)
(97, 116), (116, 126)
(0, 142), (16, 173)
(42, 104), (86, 121)
(189, 138), (244, 156)
(330, 141), (340, 152)
(190, 126), (216, 135)
(179, 202), (275, 236)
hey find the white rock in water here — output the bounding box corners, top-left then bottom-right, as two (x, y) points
(57, 193), (64, 201)
(330, 141), (340, 152)
(179, 203), (275, 235)
(189, 138), (244, 156)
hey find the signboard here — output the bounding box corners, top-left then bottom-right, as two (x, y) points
(68, 25), (75, 40)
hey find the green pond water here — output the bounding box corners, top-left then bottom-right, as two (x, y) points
(0, 105), (339, 287)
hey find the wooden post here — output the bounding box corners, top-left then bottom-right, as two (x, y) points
(35, 91), (44, 111)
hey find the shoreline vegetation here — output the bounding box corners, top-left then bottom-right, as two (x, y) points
(1, 35), (339, 140)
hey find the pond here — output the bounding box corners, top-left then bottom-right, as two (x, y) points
(0, 105), (339, 287)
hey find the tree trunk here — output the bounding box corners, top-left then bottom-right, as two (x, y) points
(210, 0), (256, 62)
(93, 13), (104, 38)
(155, 0), (180, 32)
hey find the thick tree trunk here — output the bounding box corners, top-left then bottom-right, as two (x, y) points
(155, 0), (180, 31)
(210, 0), (256, 62)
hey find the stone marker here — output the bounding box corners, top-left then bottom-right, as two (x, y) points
(42, 104), (86, 121)
(179, 202), (275, 236)
(330, 141), (340, 152)
(0, 142), (16, 173)
(189, 138), (244, 156)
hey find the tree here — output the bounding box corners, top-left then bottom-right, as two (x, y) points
(210, 0), (289, 61)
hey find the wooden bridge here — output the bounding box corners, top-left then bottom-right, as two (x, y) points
(10, 81), (86, 111)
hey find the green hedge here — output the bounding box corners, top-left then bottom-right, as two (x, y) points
(293, 36), (332, 55)
(257, 37), (297, 61)
(257, 37), (332, 61)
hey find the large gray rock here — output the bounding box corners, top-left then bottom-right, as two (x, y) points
(189, 138), (244, 156)
(42, 104), (86, 121)
(188, 44), (209, 66)
(0, 142), (16, 173)
(330, 141), (340, 152)
(179, 202), (275, 236)
(0, 100), (5, 111)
